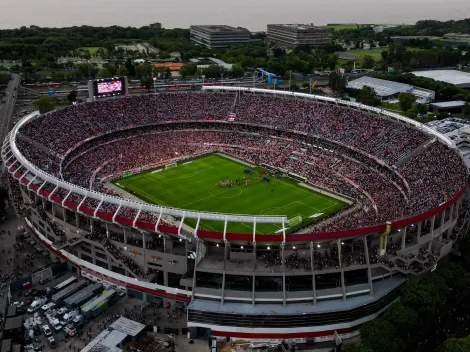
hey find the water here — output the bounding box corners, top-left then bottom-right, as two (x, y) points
(1, 0), (470, 31)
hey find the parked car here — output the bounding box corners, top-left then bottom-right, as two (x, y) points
(64, 324), (76, 337)
(42, 325), (52, 337)
(47, 336), (57, 349)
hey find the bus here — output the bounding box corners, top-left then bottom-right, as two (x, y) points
(53, 276), (77, 293)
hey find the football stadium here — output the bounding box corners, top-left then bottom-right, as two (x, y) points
(2, 85), (468, 343)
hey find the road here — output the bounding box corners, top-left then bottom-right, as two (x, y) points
(0, 73), (20, 146)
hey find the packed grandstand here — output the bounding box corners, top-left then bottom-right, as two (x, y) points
(2, 87), (469, 341)
(11, 90), (467, 233)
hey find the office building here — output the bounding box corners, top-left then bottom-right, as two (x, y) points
(190, 25), (251, 48)
(267, 24), (332, 48)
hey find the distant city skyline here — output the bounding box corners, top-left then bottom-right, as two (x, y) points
(1, 0), (470, 31)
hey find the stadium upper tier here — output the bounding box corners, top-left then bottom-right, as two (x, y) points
(2, 88), (467, 241)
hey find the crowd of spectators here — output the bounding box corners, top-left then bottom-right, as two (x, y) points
(11, 92), (467, 235)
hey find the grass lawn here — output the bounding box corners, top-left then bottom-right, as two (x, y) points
(343, 48), (385, 62)
(113, 154), (347, 234)
(380, 102), (403, 113)
(78, 47), (107, 55)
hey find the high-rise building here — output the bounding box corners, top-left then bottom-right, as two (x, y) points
(190, 25), (251, 49)
(267, 24), (332, 48)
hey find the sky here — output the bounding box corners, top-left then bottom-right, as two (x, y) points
(1, 0), (470, 31)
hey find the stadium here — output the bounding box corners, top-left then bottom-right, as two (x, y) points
(1, 85), (468, 343)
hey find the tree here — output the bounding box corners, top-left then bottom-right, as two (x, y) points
(342, 343), (370, 352)
(77, 63), (98, 79)
(360, 318), (404, 352)
(398, 92), (417, 112)
(328, 71), (347, 93)
(356, 86), (381, 107)
(0, 72), (12, 85)
(116, 67), (129, 77)
(33, 96), (57, 114)
(416, 103), (429, 115)
(67, 90), (77, 104)
(231, 64), (245, 78)
(140, 76), (153, 91)
(327, 53), (339, 70)
(125, 58), (136, 77)
(97, 68), (112, 79)
(361, 55), (375, 69)
(441, 335), (470, 352)
(463, 103), (470, 119)
(382, 302), (420, 337)
(402, 275), (448, 316)
(103, 62), (117, 76)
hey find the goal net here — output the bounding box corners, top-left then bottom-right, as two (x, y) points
(288, 215), (303, 227)
(165, 162), (177, 170)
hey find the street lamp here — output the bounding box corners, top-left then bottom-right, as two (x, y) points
(153, 76), (157, 97)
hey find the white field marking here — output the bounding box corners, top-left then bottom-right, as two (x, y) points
(121, 182), (171, 207)
(180, 187), (243, 208)
(182, 161), (193, 165)
(260, 201), (319, 216)
(151, 169), (163, 173)
(275, 227), (291, 234)
(309, 213), (324, 219)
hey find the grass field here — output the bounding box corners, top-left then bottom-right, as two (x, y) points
(113, 154), (347, 234)
(77, 47), (107, 55)
(343, 48), (385, 62)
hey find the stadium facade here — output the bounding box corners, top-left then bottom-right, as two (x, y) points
(1, 87), (467, 343)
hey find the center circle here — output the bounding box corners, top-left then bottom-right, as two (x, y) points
(209, 187), (243, 199)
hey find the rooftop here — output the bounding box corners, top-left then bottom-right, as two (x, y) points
(425, 118), (470, 169)
(347, 76), (413, 97)
(190, 25), (250, 33)
(109, 316), (146, 337)
(431, 101), (466, 109)
(412, 70), (470, 87)
(81, 330), (123, 352)
(269, 24), (326, 31)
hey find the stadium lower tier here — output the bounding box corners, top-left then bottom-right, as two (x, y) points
(10, 177), (464, 342)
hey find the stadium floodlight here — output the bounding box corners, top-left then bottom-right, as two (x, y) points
(240, 246), (244, 249)
(317, 244), (321, 248)
(267, 246), (271, 250)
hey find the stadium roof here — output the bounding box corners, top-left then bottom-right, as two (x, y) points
(431, 101), (466, 109)
(109, 317), (146, 337)
(412, 70), (470, 88)
(346, 76), (413, 97)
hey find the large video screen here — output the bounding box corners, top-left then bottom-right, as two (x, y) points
(97, 80), (122, 94)
(93, 77), (126, 97)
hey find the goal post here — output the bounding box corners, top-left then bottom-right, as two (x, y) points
(165, 162), (177, 170)
(288, 215), (303, 227)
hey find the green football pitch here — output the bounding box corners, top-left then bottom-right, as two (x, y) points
(113, 154), (347, 234)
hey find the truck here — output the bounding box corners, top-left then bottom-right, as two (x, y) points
(27, 297), (48, 313)
(81, 289), (117, 320)
(63, 283), (103, 309)
(60, 310), (78, 327)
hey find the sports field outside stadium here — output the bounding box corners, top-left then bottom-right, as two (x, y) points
(113, 154), (347, 234)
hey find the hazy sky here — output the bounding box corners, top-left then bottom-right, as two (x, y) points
(1, 0), (470, 31)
